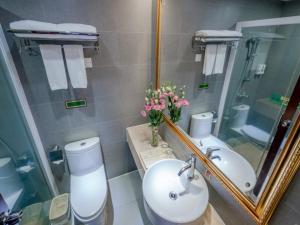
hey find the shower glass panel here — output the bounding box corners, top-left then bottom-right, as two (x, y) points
(218, 24), (300, 177)
(0, 50), (51, 212)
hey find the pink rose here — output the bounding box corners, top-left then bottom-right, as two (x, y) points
(160, 93), (166, 98)
(169, 92), (174, 97)
(181, 99), (189, 106)
(160, 99), (165, 104)
(153, 105), (161, 111)
(160, 103), (166, 110)
(175, 102), (182, 108)
(140, 110), (147, 117)
(145, 105), (152, 111)
(173, 95), (179, 101)
(150, 99), (155, 106)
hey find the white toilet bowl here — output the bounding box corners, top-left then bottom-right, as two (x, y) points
(65, 137), (108, 225)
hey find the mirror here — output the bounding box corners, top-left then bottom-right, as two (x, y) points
(216, 23), (300, 199)
(156, 0), (300, 223)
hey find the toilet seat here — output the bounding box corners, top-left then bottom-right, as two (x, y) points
(70, 165), (107, 222)
(241, 125), (271, 145)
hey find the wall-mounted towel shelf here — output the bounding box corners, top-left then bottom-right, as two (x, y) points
(192, 36), (242, 52)
(7, 29), (100, 55)
(7, 29), (99, 40)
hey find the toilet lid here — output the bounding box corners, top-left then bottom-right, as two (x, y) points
(70, 165), (107, 220)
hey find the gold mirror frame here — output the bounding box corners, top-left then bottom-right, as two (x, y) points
(154, 0), (300, 224)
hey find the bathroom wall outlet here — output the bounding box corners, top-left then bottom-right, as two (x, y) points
(195, 54), (202, 62)
(84, 58), (93, 68)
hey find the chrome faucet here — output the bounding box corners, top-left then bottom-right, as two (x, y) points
(236, 92), (249, 99)
(178, 154), (196, 179)
(205, 148), (220, 159)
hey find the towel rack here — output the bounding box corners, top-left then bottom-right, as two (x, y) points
(7, 29), (100, 55)
(192, 35), (242, 52)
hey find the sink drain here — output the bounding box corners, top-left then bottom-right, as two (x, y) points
(245, 182), (251, 188)
(169, 191), (178, 200)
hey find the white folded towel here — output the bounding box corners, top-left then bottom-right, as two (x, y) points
(9, 20), (97, 40)
(195, 30), (242, 38)
(200, 37), (241, 43)
(10, 20), (57, 32)
(39, 45), (68, 90)
(57, 23), (96, 34)
(203, 44), (227, 75)
(10, 20), (97, 34)
(63, 45), (87, 88)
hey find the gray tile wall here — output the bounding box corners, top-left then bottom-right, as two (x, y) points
(270, 169), (300, 225)
(253, 23), (300, 119)
(159, 0), (282, 133)
(0, 0), (156, 191)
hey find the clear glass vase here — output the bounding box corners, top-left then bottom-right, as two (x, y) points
(151, 126), (159, 147)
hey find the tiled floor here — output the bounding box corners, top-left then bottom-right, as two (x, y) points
(108, 171), (152, 225)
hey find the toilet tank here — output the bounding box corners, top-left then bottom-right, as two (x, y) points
(65, 137), (103, 176)
(190, 112), (213, 139)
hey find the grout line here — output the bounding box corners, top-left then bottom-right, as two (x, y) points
(108, 169), (140, 181)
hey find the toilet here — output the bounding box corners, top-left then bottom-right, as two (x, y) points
(231, 104), (250, 128)
(65, 137), (107, 225)
(189, 112), (228, 151)
(230, 104), (271, 145)
(190, 112), (213, 139)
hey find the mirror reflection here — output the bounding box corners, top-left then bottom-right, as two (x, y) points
(159, 0), (300, 201)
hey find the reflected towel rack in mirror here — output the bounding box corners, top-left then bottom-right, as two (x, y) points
(192, 35), (242, 52)
(7, 29), (100, 56)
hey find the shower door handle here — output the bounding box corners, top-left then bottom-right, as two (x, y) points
(281, 119), (291, 128)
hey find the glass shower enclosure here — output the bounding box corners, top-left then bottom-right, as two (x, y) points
(216, 18), (300, 196)
(0, 30), (52, 213)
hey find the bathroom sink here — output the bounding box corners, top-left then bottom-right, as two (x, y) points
(203, 146), (257, 192)
(143, 159), (209, 225)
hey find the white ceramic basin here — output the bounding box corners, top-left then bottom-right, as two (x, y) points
(143, 159), (209, 225)
(203, 146), (257, 192)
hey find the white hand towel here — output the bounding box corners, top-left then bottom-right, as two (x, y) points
(203, 45), (217, 76)
(214, 44), (227, 74)
(63, 45), (87, 88)
(39, 45), (68, 90)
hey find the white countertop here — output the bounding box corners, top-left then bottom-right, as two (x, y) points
(126, 124), (176, 177)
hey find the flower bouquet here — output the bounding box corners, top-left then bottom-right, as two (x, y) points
(161, 82), (189, 124)
(141, 87), (166, 147)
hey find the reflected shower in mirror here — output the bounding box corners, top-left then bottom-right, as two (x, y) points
(159, 0), (300, 202)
